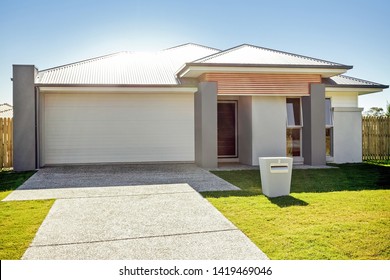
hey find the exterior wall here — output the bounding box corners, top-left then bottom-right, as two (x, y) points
(326, 91), (362, 163)
(251, 96), (286, 165)
(12, 65), (37, 171)
(302, 84), (326, 165)
(195, 82), (218, 168)
(333, 107), (363, 163)
(238, 96), (252, 165)
(326, 91), (358, 107)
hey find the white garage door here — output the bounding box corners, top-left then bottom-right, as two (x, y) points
(42, 92), (194, 165)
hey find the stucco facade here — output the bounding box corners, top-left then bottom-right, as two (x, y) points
(13, 65), (37, 171)
(332, 108), (364, 163)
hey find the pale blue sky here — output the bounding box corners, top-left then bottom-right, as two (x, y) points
(1, 0), (389, 111)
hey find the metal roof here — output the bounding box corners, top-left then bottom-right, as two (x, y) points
(36, 43), (220, 85)
(35, 43), (388, 90)
(323, 75), (389, 88)
(0, 103), (13, 118)
(193, 44), (350, 67)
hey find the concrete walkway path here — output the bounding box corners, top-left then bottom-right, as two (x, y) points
(5, 184), (267, 260)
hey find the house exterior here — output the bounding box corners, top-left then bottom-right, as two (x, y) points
(12, 43), (388, 171)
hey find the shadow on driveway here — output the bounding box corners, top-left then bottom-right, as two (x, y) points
(16, 163), (240, 192)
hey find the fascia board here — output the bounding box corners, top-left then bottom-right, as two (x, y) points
(177, 65), (349, 78)
(325, 87), (385, 95)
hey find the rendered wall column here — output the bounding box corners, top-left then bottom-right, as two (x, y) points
(251, 96), (286, 165)
(302, 84), (326, 165)
(194, 82), (218, 168)
(13, 65), (37, 171)
(238, 96), (252, 165)
(333, 107), (363, 163)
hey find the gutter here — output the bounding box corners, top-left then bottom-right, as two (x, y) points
(325, 84), (389, 89)
(35, 83), (199, 94)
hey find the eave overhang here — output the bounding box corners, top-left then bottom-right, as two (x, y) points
(36, 84), (198, 94)
(176, 63), (353, 79)
(325, 84), (389, 95)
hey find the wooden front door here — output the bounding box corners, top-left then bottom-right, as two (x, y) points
(218, 101), (237, 158)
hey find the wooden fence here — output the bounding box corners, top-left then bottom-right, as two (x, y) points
(362, 116), (390, 160)
(0, 118), (13, 168)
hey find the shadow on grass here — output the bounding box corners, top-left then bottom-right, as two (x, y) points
(0, 171), (36, 192)
(204, 163), (390, 199)
(267, 195), (309, 208)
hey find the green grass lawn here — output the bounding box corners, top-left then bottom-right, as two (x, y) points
(1, 163), (389, 260)
(364, 159), (390, 167)
(0, 171), (54, 259)
(204, 163), (390, 260)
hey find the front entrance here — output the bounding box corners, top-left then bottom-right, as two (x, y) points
(217, 101), (237, 158)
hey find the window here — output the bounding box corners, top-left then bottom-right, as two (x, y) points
(325, 98), (333, 157)
(286, 98), (301, 126)
(325, 98), (333, 126)
(326, 128), (333, 156)
(286, 128), (301, 157)
(286, 98), (302, 157)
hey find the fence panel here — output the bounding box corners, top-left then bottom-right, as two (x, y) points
(0, 117), (13, 168)
(362, 116), (390, 160)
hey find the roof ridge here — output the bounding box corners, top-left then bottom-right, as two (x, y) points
(162, 43), (221, 52)
(192, 44), (247, 62)
(38, 52), (127, 73)
(194, 43), (351, 67)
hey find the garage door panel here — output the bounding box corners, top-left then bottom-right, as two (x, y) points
(45, 120), (193, 133)
(45, 146), (194, 163)
(46, 107), (192, 121)
(43, 93), (195, 165)
(45, 104), (192, 121)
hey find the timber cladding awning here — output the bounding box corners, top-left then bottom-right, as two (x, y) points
(199, 73), (321, 95)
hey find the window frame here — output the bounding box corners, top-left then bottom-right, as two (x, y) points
(325, 98), (333, 127)
(286, 97), (303, 160)
(286, 97), (303, 127)
(325, 98), (334, 159)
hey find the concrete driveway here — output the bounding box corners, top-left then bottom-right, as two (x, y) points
(4, 164), (268, 260)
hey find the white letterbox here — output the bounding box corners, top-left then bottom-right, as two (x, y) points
(259, 157), (293, 197)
